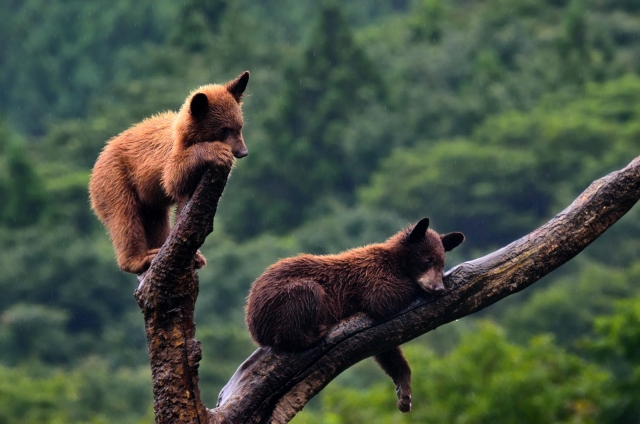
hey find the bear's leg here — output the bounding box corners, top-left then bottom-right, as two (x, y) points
(361, 285), (414, 320)
(91, 157), (155, 274)
(108, 190), (154, 274)
(142, 205), (171, 250)
(374, 346), (412, 413)
(139, 204), (172, 269)
(273, 280), (328, 351)
(164, 141), (235, 200)
(249, 280), (327, 352)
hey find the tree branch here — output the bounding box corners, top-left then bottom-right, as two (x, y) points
(134, 167), (229, 424)
(133, 156), (640, 424)
(213, 155), (640, 423)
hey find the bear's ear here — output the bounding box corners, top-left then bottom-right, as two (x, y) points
(190, 93), (209, 119)
(226, 71), (250, 103)
(409, 217), (430, 243)
(441, 232), (465, 252)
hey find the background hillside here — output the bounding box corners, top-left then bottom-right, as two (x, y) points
(1, 0), (639, 422)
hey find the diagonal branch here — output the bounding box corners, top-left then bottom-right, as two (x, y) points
(213, 155), (640, 423)
(131, 155), (640, 424)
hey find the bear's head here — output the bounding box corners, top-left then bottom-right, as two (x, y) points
(177, 71), (250, 158)
(404, 217), (464, 293)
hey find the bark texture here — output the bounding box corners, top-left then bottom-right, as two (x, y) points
(136, 156), (640, 424)
(134, 167), (229, 424)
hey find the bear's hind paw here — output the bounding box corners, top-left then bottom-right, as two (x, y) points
(195, 250), (207, 269)
(396, 388), (412, 413)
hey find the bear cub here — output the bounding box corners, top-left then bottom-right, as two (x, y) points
(90, 71), (250, 274)
(245, 217), (464, 413)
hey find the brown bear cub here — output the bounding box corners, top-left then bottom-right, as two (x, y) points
(245, 217), (464, 413)
(89, 71), (250, 274)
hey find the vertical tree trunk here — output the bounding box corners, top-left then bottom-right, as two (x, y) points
(134, 167), (229, 424)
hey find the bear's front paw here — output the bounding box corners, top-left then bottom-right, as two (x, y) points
(396, 387), (412, 413)
(210, 142), (235, 173)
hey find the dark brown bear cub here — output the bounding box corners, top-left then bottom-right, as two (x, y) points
(245, 217), (464, 413)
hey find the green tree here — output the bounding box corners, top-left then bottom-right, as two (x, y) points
(0, 361), (153, 424)
(410, 0), (446, 43)
(0, 224), (145, 367)
(0, 365), (75, 424)
(0, 304), (72, 365)
(0, 0), (176, 134)
(295, 323), (609, 423)
(557, 0), (591, 84)
(501, 260), (640, 348)
(169, 0), (228, 52)
(224, 1), (387, 238)
(360, 75), (640, 248)
(0, 120), (45, 227)
(586, 296), (640, 423)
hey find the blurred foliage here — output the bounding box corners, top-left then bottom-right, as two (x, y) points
(0, 120), (46, 227)
(294, 323), (610, 423)
(224, 2), (390, 237)
(583, 296), (640, 422)
(0, 361), (153, 424)
(0, 0), (177, 135)
(500, 259), (640, 348)
(1, 0), (640, 421)
(360, 76), (640, 248)
(169, 0), (228, 52)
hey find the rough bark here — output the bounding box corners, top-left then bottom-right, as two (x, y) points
(135, 156), (640, 424)
(134, 167), (229, 424)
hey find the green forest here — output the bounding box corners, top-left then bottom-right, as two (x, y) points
(1, 0), (640, 422)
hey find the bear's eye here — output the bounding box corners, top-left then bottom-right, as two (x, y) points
(220, 127), (233, 138)
(424, 258), (434, 266)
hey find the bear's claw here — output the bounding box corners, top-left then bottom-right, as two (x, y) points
(397, 395), (412, 413)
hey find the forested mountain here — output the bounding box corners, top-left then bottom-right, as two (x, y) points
(1, 1), (640, 422)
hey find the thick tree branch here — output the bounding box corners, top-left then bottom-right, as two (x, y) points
(133, 156), (640, 424)
(213, 155), (640, 423)
(134, 167), (229, 424)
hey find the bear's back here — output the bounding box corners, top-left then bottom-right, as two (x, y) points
(95, 112), (176, 204)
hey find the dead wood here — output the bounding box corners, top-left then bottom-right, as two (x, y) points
(135, 156), (640, 424)
(134, 167), (228, 424)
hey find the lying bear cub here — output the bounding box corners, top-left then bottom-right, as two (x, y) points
(245, 217), (464, 413)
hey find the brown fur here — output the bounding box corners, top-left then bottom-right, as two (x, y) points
(89, 72), (250, 274)
(245, 217), (464, 413)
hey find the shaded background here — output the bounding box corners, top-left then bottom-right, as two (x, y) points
(1, 0), (640, 422)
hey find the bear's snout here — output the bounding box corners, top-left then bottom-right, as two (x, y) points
(418, 268), (445, 293)
(232, 137), (248, 158)
(234, 147), (248, 158)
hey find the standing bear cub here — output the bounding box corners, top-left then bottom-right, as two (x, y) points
(90, 71), (250, 274)
(245, 217), (464, 413)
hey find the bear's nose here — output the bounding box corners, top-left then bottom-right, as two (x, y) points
(234, 148), (248, 158)
(432, 283), (445, 292)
